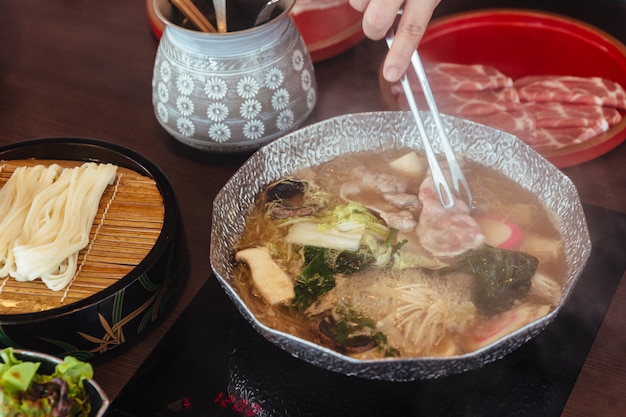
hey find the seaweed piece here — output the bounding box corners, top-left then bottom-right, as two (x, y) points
(442, 245), (538, 315)
(292, 247), (335, 311)
(292, 246), (375, 311)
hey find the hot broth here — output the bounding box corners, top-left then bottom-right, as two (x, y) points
(234, 148), (565, 358)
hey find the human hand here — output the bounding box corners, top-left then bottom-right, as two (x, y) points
(349, 0), (441, 82)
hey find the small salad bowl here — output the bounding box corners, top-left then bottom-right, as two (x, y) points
(2, 349), (109, 417)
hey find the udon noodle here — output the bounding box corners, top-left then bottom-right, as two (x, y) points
(0, 162), (117, 291)
(234, 148), (565, 359)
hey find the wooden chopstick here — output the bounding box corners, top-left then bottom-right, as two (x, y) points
(170, 0), (218, 33)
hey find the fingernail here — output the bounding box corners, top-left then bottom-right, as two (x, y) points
(384, 66), (400, 82)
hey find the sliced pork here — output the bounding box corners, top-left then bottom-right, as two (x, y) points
(434, 88), (521, 117)
(393, 62), (625, 152)
(416, 176), (485, 258)
(515, 75), (626, 110)
(422, 62), (514, 92)
(470, 108), (537, 143)
(521, 102), (620, 128)
(532, 125), (609, 151)
(339, 168), (421, 233)
(394, 87), (521, 117)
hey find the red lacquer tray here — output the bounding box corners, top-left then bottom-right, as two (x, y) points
(380, 9), (626, 168)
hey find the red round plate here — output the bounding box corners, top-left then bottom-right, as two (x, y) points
(146, 0), (364, 63)
(380, 9), (626, 168)
(291, 2), (365, 63)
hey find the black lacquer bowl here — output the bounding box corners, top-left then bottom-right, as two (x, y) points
(210, 111), (592, 381)
(0, 138), (186, 360)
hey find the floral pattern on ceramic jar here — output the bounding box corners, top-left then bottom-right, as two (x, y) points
(151, 0), (317, 153)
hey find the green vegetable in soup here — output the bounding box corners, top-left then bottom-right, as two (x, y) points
(313, 246), (376, 275)
(319, 308), (398, 357)
(292, 246), (376, 311)
(292, 247), (336, 311)
(442, 245), (538, 315)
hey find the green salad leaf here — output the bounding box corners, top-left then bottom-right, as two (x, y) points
(0, 348), (93, 417)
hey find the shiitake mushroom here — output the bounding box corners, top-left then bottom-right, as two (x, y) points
(263, 177), (323, 219)
(315, 311), (378, 355)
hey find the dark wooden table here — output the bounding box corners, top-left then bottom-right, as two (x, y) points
(1, 1), (625, 416)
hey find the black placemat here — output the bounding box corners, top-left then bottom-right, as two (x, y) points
(108, 204), (626, 417)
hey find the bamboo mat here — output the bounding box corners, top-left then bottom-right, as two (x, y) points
(0, 160), (164, 315)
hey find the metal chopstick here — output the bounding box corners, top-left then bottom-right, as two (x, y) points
(385, 27), (472, 209)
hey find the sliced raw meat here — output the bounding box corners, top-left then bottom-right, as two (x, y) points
(390, 63), (626, 153)
(433, 88), (521, 117)
(603, 107), (623, 126)
(339, 168), (420, 233)
(469, 108), (537, 143)
(522, 102), (621, 128)
(532, 124), (609, 151)
(520, 130), (552, 150)
(421, 62), (514, 92)
(515, 75), (626, 110)
(393, 87), (521, 117)
(416, 176), (485, 258)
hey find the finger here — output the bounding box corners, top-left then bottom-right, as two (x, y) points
(360, 0), (405, 40)
(382, 0), (440, 82)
